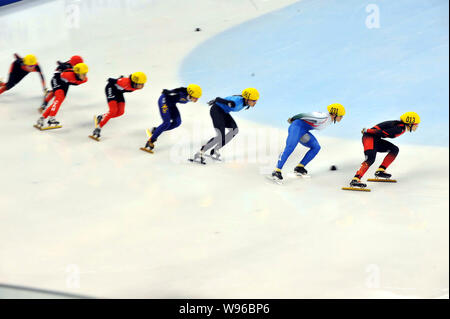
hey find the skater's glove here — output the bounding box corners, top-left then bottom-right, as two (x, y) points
(287, 117), (293, 124)
(43, 87), (49, 95)
(207, 99), (215, 106)
(361, 128), (367, 134)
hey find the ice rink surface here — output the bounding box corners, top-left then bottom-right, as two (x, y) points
(0, 0), (448, 298)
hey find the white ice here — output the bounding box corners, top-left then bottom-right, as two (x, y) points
(0, 0), (448, 298)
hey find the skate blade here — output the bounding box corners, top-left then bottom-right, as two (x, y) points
(188, 158), (206, 165)
(204, 154), (222, 161)
(367, 178), (397, 183)
(34, 124), (62, 130)
(140, 147), (154, 154)
(342, 187), (371, 192)
(293, 172), (311, 178)
(88, 135), (100, 142)
(266, 175), (283, 185)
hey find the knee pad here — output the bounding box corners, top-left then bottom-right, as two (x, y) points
(300, 133), (310, 144)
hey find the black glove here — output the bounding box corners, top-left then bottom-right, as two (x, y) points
(207, 99), (215, 106)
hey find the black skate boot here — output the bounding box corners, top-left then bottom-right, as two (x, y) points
(39, 101), (48, 113)
(96, 115), (103, 126)
(144, 139), (155, 150)
(92, 127), (101, 140)
(36, 116), (45, 128)
(47, 117), (60, 126)
(374, 168), (392, 179)
(271, 169), (283, 184)
(294, 164), (308, 176)
(350, 177), (367, 188)
(190, 151), (206, 164)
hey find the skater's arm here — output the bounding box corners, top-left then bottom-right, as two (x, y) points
(162, 87), (186, 96)
(35, 64), (46, 91)
(62, 71), (87, 85)
(290, 113), (305, 121)
(162, 88), (186, 103)
(365, 125), (404, 138)
(56, 61), (71, 72)
(291, 112), (322, 122)
(214, 97), (235, 108)
(107, 77), (118, 85)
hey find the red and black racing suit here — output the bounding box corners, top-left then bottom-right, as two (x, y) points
(354, 120), (406, 179)
(42, 70), (87, 118)
(0, 53), (45, 95)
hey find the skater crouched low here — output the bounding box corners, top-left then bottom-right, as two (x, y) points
(271, 103), (345, 183)
(191, 87), (259, 164)
(349, 111), (420, 188)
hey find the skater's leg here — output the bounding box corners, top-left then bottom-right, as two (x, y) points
(214, 113), (238, 151)
(276, 121), (303, 170)
(201, 126), (226, 152)
(151, 98), (175, 142)
(42, 89), (65, 118)
(117, 102), (125, 117)
(99, 100), (119, 127)
(299, 133), (321, 166)
(201, 105), (226, 152)
(354, 135), (377, 179)
(44, 90), (54, 103)
(99, 83), (125, 128)
(377, 140), (399, 170)
(166, 106), (182, 130)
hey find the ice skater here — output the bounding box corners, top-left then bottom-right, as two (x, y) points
(40, 55), (84, 113)
(35, 63), (89, 130)
(0, 53), (46, 97)
(347, 112), (420, 189)
(90, 72), (147, 141)
(190, 87), (259, 164)
(141, 84), (202, 153)
(271, 103), (345, 183)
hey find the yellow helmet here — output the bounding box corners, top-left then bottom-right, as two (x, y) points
(242, 88), (259, 100)
(73, 63), (89, 74)
(327, 103), (345, 116)
(131, 72), (147, 84)
(187, 84), (202, 98)
(23, 54), (37, 66)
(400, 112), (420, 125)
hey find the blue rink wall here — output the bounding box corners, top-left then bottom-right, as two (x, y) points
(0, 0), (21, 7)
(180, 0), (449, 146)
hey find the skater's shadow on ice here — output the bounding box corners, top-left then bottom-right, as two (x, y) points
(0, 94), (41, 106)
(76, 121), (94, 129)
